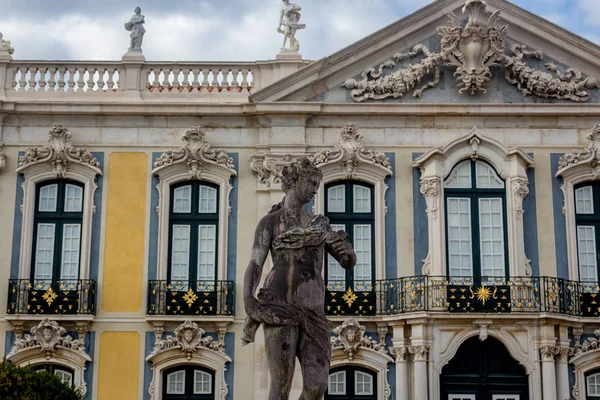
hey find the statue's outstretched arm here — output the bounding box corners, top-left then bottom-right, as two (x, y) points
(243, 216), (272, 315)
(325, 231), (356, 270)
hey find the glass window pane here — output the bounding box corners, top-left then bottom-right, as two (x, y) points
(64, 184), (83, 212)
(39, 184), (58, 212)
(589, 373), (600, 395)
(475, 161), (504, 189)
(577, 225), (598, 283)
(327, 185), (345, 213)
(171, 225), (190, 281)
(173, 185), (192, 213)
(167, 370), (185, 394)
(198, 225), (216, 281)
(479, 198), (505, 278)
(353, 225), (372, 285)
(34, 224), (56, 281)
(54, 370), (73, 386)
(355, 371), (373, 395)
(194, 370), (212, 394)
(60, 224), (81, 281)
(327, 224), (346, 286)
(447, 198), (473, 277)
(353, 185), (371, 213)
(576, 186), (594, 215)
(199, 185), (217, 213)
(445, 161), (472, 188)
(328, 371), (346, 395)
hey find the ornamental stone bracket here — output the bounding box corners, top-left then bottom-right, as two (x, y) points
(152, 126), (236, 180)
(250, 152), (296, 189)
(147, 320), (226, 361)
(16, 123), (102, 178)
(343, 0), (599, 102)
(330, 318), (388, 362)
(557, 124), (600, 179)
(8, 319), (90, 361)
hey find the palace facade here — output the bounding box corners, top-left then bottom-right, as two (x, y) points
(2, 0), (600, 399)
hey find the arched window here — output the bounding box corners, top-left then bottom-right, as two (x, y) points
(32, 180), (84, 286)
(168, 181), (219, 286)
(326, 366), (377, 399)
(587, 371), (600, 399)
(34, 364), (75, 387)
(574, 183), (600, 283)
(163, 365), (215, 400)
(444, 160), (508, 279)
(325, 181), (375, 292)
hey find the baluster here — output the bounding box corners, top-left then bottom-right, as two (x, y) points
(12, 68), (19, 91)
(57, 67), (66, 92)
(48, 67), (57, 92)
(191, 69), (200, 92)
(156, 68), (164, 91)
(74, 67), (84, 92)
(66, 68), (76, 92)
(239, 69), (247, 92)
(178, 68), (185, 92)
(202, 69), (210, 92)
(146, 68), (154, 91)
(28, 67), (39, 91)
(107, 68), (115, 91)
(167, 68), (174, 91)
(86, 68), (94, 92)
(18, 67), (28, 91)
(38, 67), (48, 91)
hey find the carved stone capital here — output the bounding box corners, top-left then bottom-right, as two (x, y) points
(390, 346), (409, 362)
(573, 326), (584, 348)
(420, 177), (441, 219)
(540, 346), (560, 361)
(408, 345), (429, 361)
(216, 322), (228, 345)
(17, 124), (101, 178)
(556, 347), (573, 363)
(331, 318), (387, 361)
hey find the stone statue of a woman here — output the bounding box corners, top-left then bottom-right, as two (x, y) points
(278, 0), (306, 52)
(243, 157), (356, 400)
(124, 6), (145, 52)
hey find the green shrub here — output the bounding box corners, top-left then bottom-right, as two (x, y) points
(0, 359), (85, 400)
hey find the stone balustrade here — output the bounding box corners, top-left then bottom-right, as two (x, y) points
(0, 57), (310, 101)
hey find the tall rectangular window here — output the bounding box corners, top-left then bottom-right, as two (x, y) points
(575, 184), (600, 283)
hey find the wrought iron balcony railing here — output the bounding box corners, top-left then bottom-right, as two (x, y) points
(147, 280), (235, 317)
(325, 276), (600, 317)
(7, 279), (96, 315)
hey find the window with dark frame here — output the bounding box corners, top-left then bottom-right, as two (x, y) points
(574, 182), (600, 284)
(163, 365), (215, 400)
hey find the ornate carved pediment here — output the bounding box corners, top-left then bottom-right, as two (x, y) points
(331, 318), (387, 361)
(571, 329), (600, 362)
(8, 319), (89, 361)
(17, 124), (101, 178)
(313, 123), (392, 179)
(557, 124), (600, 178)
(343, 0), (599, 102)
(147, 320), (225, 361)
(153, 127), (236, 179)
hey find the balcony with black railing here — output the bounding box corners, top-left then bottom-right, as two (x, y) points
(325, 276), (600, 317)
(147, 280), (235, 316)
(7, 279), (96, 315)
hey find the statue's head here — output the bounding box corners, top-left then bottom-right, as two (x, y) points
(281, 157), (323, 204)
(42, 327), (53, 342)
(183, 329), (194, 343)
(135, 6), (141, 14)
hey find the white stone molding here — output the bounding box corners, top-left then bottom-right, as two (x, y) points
(16, 123), (102, 280)
(343, 0), (599, 102)
(556, 124), (600, 280)
(146, 320), (231, 400)
(153, 127), (237, 281)
(412, 126), (535, 277)
(331, 319), (394, 400)
(570, 329), (600, 400)
(313, 123), (393, 281)
(7, 319), (91, 395)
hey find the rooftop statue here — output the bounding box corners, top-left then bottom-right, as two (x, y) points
(124, 6), (146, 52)
(0, 32), (14, 54)
(278, 0), (306, 52)
(242, 157), (356, 400)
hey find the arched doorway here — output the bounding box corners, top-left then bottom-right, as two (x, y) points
(440, 336), (529, 400)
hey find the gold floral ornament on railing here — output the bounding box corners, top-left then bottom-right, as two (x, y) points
(343, 0), (599, 102)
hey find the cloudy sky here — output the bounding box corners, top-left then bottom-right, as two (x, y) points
(0, 0), (598, 61)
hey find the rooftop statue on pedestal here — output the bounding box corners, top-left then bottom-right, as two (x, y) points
(0, 32), (14, 55)
(124, 6), (145, 52)
(278, 0), (306, 52)
(242, 157), (356, 400)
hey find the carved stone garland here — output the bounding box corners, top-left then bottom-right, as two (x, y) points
(153, 126), (236, 179)
(330, 318), (388, 361)
(343, 0), (599, 102)
(17, 123), (101, 178)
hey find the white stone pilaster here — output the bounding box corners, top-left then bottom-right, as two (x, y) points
(391, 347), (409, 400)
(409, 345), (429, 400)
(555, 348), (571, 400)
(540, 346), (559, 400)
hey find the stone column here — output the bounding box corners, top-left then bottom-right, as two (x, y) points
(555, 348), (571, 400)
(410, 345), (429, 400)
(391, 347), (409, 400)
(540, 347), (559, 400)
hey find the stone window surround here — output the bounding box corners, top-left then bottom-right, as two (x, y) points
(571, 349), (600, 399)
(17, 162), (100, 281)
(329, 350), (392, 400)
(413, 127), (535, 277)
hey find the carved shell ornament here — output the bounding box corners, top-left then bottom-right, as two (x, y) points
(330, 318), (387, 361)
(343, 0), (599, 102)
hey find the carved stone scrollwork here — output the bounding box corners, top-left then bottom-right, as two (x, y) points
(153, 127), (236, 179)
(8, 319), (89, 361)
(571, 329), (600, 360)
(17, 123), (101, 178)
(249, 153), (294, 187)
(511, 177), (529, 220)
(408, 345), (429, 361)
(420, 177), (441, 220)
(343, 0), (599, 102)
(312, 123), (392, 179)
(390, 346), (408, 362)
(558, 124), (600, 174)
(148, 320), (225, 361)
(539, 346), (560, 362)
(556, 347), (573, 363)
(331, 318), (387, 361)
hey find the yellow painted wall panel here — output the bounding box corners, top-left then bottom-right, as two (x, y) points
(97, 332), (140, 399)
(103, 152), (147, 312)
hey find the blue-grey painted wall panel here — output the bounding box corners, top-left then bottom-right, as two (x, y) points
(84, 331), (95, 400)
(4, 331), (14, 356)
(412, 153), (427, 276)
(89, 152), (104, 283)
(385, 153), (398, 279)
(148, 153), (162, 281)
(551, 154), (569, 279)
(143, 332), (154, 400)
(524, 156), (540, 277)
(227, 154), (239, 283)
